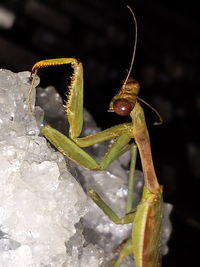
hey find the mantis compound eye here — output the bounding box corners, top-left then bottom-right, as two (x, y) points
(113, 98), (135, 116)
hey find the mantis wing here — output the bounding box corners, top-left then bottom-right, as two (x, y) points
(132, 186), (163, 267)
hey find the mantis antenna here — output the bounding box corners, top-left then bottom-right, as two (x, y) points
(122, 6), (163, 125)
(122, 5), (138, 89)
(136, 96), (163, 125)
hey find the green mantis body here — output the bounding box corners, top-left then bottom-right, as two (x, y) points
(29, 58), (163, 267)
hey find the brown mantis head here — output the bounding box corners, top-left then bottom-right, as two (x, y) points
(108, 77), (140, 116)
(109, 77), (163, 125)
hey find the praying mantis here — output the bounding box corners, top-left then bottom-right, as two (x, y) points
(28, 6), (163, 267)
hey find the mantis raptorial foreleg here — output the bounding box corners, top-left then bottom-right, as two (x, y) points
(30, 59), (134, 171)
(42, 124), (132, 170)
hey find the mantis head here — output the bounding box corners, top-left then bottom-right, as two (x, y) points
(108, 77), (140, 116)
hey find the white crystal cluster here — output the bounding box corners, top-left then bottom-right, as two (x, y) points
(0, 69), (172, 267)
(0, 70), (103, 267)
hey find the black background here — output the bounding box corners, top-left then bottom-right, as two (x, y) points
(0, 0), (199, 266)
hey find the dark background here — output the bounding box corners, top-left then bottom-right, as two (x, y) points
(0, 0), (199, 266)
